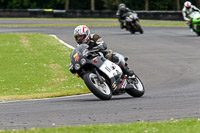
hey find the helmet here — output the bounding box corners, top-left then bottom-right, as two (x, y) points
(119, 3), (126, 11)
(74, 25), (90, 45)
(184, 1), (191, 9)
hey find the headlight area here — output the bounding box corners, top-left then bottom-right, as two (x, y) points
(80, 58), (86, 65)
(74, 63), (81, 70)
(73, 58), (87, 71)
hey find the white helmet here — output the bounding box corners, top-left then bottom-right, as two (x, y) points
(74, 25), (90, 45)
(184, 1), (191, 9)
(119, 3), (126, 11)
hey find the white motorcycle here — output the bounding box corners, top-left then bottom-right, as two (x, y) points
(69, 44), (145, 100)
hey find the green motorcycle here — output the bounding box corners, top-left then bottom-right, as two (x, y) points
(189, 11), (200, 36)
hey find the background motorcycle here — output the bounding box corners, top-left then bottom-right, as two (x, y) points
(125, 11), (143, 34)
(69, 44), (145, 100)
(189, 11), (200, 36)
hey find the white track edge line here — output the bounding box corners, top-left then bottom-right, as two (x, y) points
(50, 34), (75, 49)
(0, 94), (92, 104)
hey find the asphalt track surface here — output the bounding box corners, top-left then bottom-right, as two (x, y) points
(1, 20), (200, 129)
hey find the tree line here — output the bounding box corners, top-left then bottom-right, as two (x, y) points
(0, 0), (200, 11)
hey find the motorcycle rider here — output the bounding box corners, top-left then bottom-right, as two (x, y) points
(116, 3), (133, 29)
(73, 25), (134, 76)
(182, 1), (200, 30)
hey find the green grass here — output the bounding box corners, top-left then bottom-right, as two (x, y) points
(142, 23), (187, 27)
(0, 22), (187, 27)
(0, 18), (184, 22)
(0, 18), (117, 21)
(0, 18), (186, 27)
(1, 119), (200, 133)
(0, 33), (90, 101)
(0, 23), (118, 27)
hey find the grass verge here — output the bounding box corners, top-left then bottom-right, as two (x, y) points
(0, 22), (187, 27)
(0, 18), (117, 21)
(0, 33), (90, 101)
(0, 18), (186, 27)
(1, 119), (200, 133)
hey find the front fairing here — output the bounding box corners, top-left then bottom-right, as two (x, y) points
(70, 44), (88, 65)
(69, 44), (105, 74)
(69, 44), (89, 73)
(189, 12), (200, 32)
(190, 12), (200, 24)
(126, 12), (138, 22)
(192, 18), (200, 24)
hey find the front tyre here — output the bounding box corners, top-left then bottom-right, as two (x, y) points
(130, 28), (135, 34)
(196, 32), (200, 36)
(126, 75), (145, 97)
(83, 72), (112, 100)
(135, 22), (143, 34)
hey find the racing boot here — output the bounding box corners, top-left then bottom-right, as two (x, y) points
(188, 21), (195, 32)
(120, 22), (125, 29)
(119, 62), (134, 76)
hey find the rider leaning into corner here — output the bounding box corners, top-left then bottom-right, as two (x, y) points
(73, 25), (134, 76)
(182, 1), (200, 31)
(116, 3), (134, 29)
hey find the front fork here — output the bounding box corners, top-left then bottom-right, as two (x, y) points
(131, 19), (139, 27)
(93, 68), (104, 84)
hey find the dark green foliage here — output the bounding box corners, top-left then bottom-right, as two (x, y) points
(69, 0), (90, 10)
(0, 0), (65, 9)
(0, 0), (199, 10)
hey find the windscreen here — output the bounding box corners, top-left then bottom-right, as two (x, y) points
(70, 44), (89, 63)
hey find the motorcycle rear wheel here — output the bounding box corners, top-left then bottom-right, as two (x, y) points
(83, 72), (112, 100)
(126, 75), (145, 97)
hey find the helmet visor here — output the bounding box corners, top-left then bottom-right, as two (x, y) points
(74, 34), (86, 44)
(120, 6), (125, 10)
(186, 6), (191, 9)
(77, 35), (85, 40)
(186, 2), (191, 9)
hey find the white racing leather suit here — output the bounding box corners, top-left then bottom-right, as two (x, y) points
(182, 5), (200, 21)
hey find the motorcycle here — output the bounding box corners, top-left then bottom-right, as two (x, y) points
(69, 44), (145, 100)
(125, 11), (143, 34)
(189, 11), (200, 36)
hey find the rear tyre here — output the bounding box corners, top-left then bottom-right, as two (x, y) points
(83, 72), (112, 100)
(127, 23), (135, 34)
(126, 75), (145, 97)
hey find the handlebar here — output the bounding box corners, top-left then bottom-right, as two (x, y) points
(82, 49), (100, 58)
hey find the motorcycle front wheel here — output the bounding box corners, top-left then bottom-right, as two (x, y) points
(126, 75), (145, 97)
(83, 72), (112, 100)
(196, 32), (200, 36)
(135, 22), (143, 34)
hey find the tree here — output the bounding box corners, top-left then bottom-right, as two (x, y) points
(197, 0), (200, 8)
(65, 0), (69, 10)
(173, 0), (180, 10)
(103, 0), (122, 10)
(91, 0), (95, 11)
(145, 0), (149, 10)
